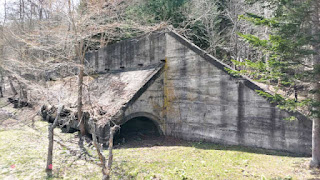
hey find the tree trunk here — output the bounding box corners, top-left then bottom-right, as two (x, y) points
(91, 120), (107, 180)
(310, 52), (320, 167)
(310, 1), (320, 168)
(77, 41), (86, 136)
(78, 65), (85, 135)
(0, 73), (4, 97)
(8, 76), (17, 95)
(105, 125), (120, 180)
(92, 121), (119, 180)
(17, 81), (27, 107)
(46, 105), (64, 177)
(76, 39), (87, 157)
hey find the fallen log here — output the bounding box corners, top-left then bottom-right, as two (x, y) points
(40, 105), (76, 133)
(40, 104), (111, 144)
(8, 97), (32, 108)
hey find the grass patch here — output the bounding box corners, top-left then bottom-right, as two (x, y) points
(0, 120), (319, 180)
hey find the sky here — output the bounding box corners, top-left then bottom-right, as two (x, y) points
(0, 0), (80, 23)
(0, 0), (16, 22)
(0, 0), (6, 22)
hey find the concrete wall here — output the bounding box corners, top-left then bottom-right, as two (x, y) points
(163, 32), (311, 155)
(122, 72), (166, 134)
(85, 30), (312, 155)
(85, 31), (166, 73)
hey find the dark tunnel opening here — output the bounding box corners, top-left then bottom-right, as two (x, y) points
(114, 116), (160, 144)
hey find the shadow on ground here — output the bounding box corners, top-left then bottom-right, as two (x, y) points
(113, 133), (309, 158)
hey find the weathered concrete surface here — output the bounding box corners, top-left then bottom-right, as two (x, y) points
(46, 65), (163, 124)
(82, 30), (312, 155)
(122, 72), (166, 135)
(44, 64), (163, 141)
(85, 32), (166, 73)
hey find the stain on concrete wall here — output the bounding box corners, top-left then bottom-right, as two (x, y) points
(164, 32), (311, 155)
(123, 72), (166, 134)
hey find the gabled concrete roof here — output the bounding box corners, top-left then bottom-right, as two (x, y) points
(46, 64), (164, 126)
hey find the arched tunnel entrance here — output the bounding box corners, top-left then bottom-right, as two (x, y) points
(114, 116), (161, 144)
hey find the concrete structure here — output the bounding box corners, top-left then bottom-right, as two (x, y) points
(79, 30), (312, 155)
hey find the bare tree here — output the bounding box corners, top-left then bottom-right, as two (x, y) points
(46, 105), (64, 177)
(1, 0), (161, 178)
(91, 118), (120, 180)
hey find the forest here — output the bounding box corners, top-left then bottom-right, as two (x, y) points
(0, 0), (320, 179)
